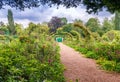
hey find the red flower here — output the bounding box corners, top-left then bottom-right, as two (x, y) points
(48, 59), (52, 63)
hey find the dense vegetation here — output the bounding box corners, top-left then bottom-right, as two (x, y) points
(0, 10), (65, 82)
(55, 13), (120, 73)
(1, 4), (120, 81)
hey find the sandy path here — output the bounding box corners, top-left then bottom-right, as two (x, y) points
(59, 43), (120, 82)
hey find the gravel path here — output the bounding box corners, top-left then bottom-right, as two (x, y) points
(59, 43), (120, 82)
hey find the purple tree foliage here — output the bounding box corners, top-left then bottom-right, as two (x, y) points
(48, 16), (66, 33)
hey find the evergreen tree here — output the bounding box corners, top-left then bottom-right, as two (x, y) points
(115, 11), (120, 30)
(7, 9), (16, 35)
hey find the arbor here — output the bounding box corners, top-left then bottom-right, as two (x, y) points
(7, 9), (16, 35)
(0, 0), (120, 13)
(74, 22), (92, 40)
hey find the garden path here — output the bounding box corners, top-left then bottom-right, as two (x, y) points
(59, 43), (120, 82)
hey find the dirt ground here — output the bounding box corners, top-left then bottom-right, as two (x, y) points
(59, 43), (120, 82)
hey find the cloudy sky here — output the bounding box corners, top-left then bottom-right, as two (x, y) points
(0, 5), (114, 28)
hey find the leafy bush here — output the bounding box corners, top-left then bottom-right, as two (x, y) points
(76, 47), (88, 54)
(86, 51), (99, 59)
(115, 63), (120, 72)
(97, 59), (116, 71)
(102, 30), (120, 42)
(65, 34), (120, 73)
(0, 36), (65, 82)
(97, 58), (120, 72)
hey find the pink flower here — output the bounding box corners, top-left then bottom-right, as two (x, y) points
(48, 59), (52, 63)
(115, 50), (120, 55)
(95, 48), (99, 51)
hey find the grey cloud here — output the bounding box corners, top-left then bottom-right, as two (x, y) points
(0, 5), (114, 27)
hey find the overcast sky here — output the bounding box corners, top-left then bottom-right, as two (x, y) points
(0, 5), (114, 28)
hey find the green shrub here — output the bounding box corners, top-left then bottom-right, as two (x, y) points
(97, 59), (116, 71)
(115, 63), (120, 72)
(76, 47), (88, 54)
(86, 51), (99, 59)
(64, 30), (120, 73)
(0, 37), (65, 82)
(102, 30), (120, 42)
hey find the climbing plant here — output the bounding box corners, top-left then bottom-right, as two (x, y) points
(74, 22), (92, 41)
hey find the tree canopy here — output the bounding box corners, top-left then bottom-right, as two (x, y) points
(48, 16), (66, 33)
(85, 18), (100, 32)
(0, 0), (120, 13)
(83, 0), (120, 13)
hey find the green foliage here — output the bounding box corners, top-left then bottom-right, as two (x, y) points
(115, 63), (120, 72)
(102, 30), (120, 42)
(15, 23), (24, 36)
(97, 58), (120, 72)
(65, 29), (120, 73)
(91, 32), (101, 41)
(86, 51), (98, 59)
(74, 22), (92, 41)
(102, 18), (114, 33)
(62, 24), (73, 32)
(56, 25), (74, 41)
(83, 0), (120, 13)
(7, 9), (16, 35)
(48, 16), (66, 33)
(85, 18), (101, 32)
(26, 22), (37, 35)
(74, 19), (83, 23)
(61, 17), (68, 25)
(0, 22), (65, 82)
(0, 38), (65, 82)
(26, 23), (49, 36)
(115, 11), (120, 30)
(97, 59), (116, 71)
(0, 26), (8, 35)
(76, 47), (88, 54)
(70, 30), (80, 40)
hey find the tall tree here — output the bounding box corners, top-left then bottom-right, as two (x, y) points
(102, 18), (114, 33)
(48, 16), (66, 33)
(60, 17), (67, 25)
(0, 21), (4, 27)
(7, 9), (16, 35)
(15, 23), (23, 36)
(83, 0), (120, 13)
(0, 0), (120, 13)
(27, 22), (37, 35)
(85, 18), (100, 32)
(115, 11), (120, 30)
(74, 19), (83, 23)
(0, 21), (7, 35)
